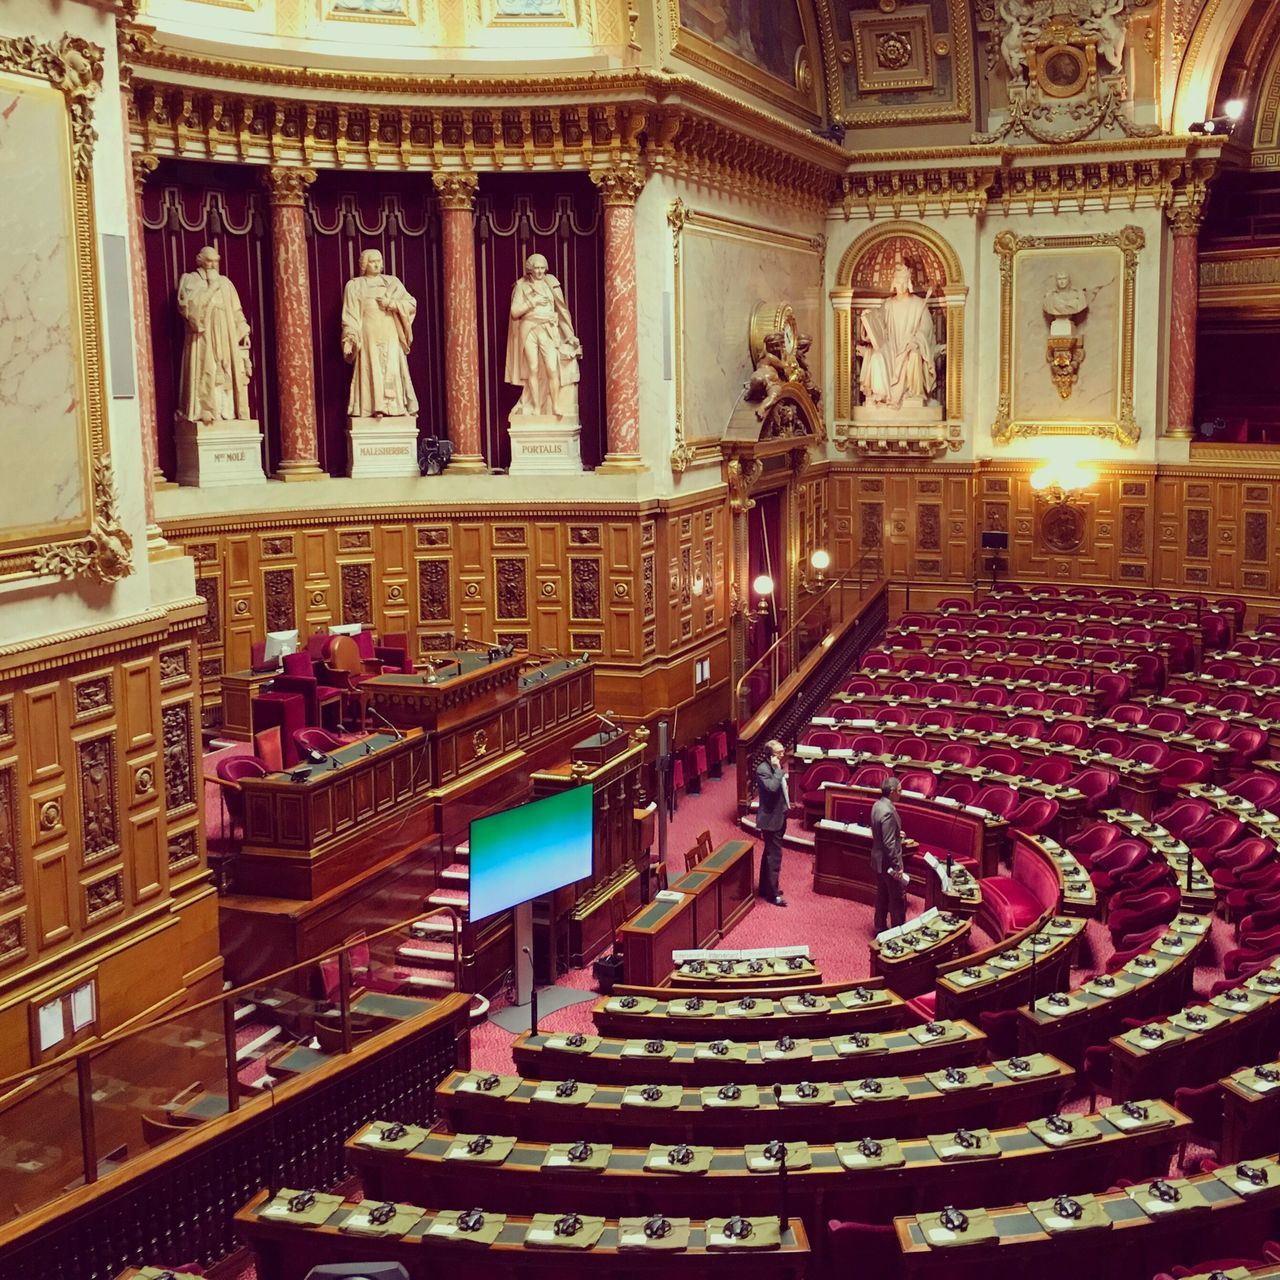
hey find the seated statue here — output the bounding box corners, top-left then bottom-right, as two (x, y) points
(858, 260), (940, 411)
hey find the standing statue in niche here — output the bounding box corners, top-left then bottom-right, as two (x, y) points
(176, 246), (253, 425)
(857, 260), (940, 411)
(505, 253), (582, 422)
(341, 249), (418, 420)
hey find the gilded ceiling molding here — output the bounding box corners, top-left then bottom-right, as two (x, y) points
(130, 81), (842, 212)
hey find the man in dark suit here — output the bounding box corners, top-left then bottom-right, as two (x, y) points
(871, 776), (908, 933)
(755, 738), (790, 907)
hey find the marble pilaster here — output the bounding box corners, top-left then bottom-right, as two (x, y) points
(435, 172), (487, 473)
(592, 162), (646, 473)
(1165, 204), (1204, 440)
(263, 166), (324, 480)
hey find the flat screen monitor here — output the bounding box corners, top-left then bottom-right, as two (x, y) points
(980, 530), (1009, 551)
(263, 629), (299, 662)
(328, 622), (363, 637)
(468, 785), (594, 921)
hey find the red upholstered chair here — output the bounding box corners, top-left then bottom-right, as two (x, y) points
(843, 676), (877, 696)
(1094, 672), (1131, 709)
(1239, 903), (1280, 940)
(801, 729), (843, 750)
(899, 654), (934, 676)
(937, 597), (968, 611)
(252, 691), (306, 767)
(1108, 889), (1180, 950)
(253, 727), (283, 774)
(1047, 720), (1088, 748)
(1227, 773), (1280, 809)
(375, 631), (415, 674)
(851, 764), (889, 789)
(1108, 703), (1148, 725)
(1024, 756), (1072, 786)
(1220, 595), (1248, 627)
(979, 750), (1021, 775)
(306, 632), (333, 664)
(1105, 925), (1168, 972)
(1006, 717), (1045, 740)
(886, 680), (920, 698)
(862, 650), (893, 671)
(941, 779), (978, 805)
(708, 727), (729, 779)
(1211, 838), (1275, 890)
(1188, 815), (1244, 857)
(1022, 664), (1054, 682)
(977, 1007), (1023, 1058)
(294, 727), (347, 758)
(1074, 766), (1119, 815)
(876, 707), (912, 727)
(211, 754), (270, 845)
(826, 1220), (900, 1272)
(1089, 839), (1151, 892)
(1066, 821), (1124, 862)
(893, 634), (924, 652)
(973, 684), (1010, 707)
(917, 709), (956, 729)
(850, 734), (885, 755)
(1171, 1081), (1224, 1169)
(1216, 690), (1256, 713)
(1147, 709), (1188, 734)
(1204, 660), (1242, 680)
(982, 662), (1014, 680)
(974, 784), (1018, 819)
(937, 742), (979, 767)
(1049, 695), (1085, 716)
(899, 769), (938, 799)
(1126, 740), (1171, 770)
(1008, 796), (1058, 837)
(935, 658), (971, 676)
(894, 737), (930, 763)
(898, 612), (930, 630)
(271, 650), (345, 731)
(799, 761), (850, 825)
(962, 714), (998, 734)
(933, 638), (966, 654)
(1227, 725), (1269, 770)
(1156, 754), (1214, 794)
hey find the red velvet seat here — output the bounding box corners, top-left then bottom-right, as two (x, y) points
(974, 784), (1018, 819)
(941, 779), (978, 805)
(1006, 716), (1045, 740)
(1094, 672), (1131, 708)
(1067, 821), (1123, 863)
(979, 835), (1063, 937)
(1227, 725), (1269, 770)
(213, 754), (269, 839)
(1089, 839), (1152, 892)
(1024, 756), (1072, 785)
(252, 691), (306, 767)
(898, 769), (938, 799)
(1074, 766), (1118, 814)
(1156, 754), (1214, 793)
(1226, 773), (1280, 808)
(937, 742), (979, 767)
(1108, 703), (1147, 725)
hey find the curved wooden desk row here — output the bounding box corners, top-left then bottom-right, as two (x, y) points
(820, 690), (1238, 777)
(1223, 1055), (1280, 1163)
(666, 956), (821, 989)
(1141, 692), (1280, 748)
(346, 1102), (1189, 1242)
(1096, 807), (1216, 910)
(1107, 963), (1280, 1104)
(233, 1189), (809, 1280)
(860, 668), (1108, 712)
(892, 1155), (1280, 1280)
(591, 984), (907, 1040)
(957, 602), (1208, 636)
(1182, 781), (1280, 846)
(608, 974), (885, 1003)
(1017, 912), (1212, 1064)
(511, 1020), (988, 1086)
(435, 1055), (1073, 1144)
(888, 628), (1176, 675)
(880, 644), (1144, 684)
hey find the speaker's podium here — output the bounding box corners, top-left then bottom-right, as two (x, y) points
(571, 726), (631, 767)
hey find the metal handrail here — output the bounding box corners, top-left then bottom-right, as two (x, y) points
(733, 551), (880, 718)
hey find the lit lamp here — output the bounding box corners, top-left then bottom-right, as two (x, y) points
(733, 574), (774, 621)
(801, 547), (831, 593)
(1190, 97), (1245, 134)
(1029, 459), (1097, 506)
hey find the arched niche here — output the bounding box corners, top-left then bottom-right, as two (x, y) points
(830, 220), (966, 455)
(1170, 0), (1257, 132)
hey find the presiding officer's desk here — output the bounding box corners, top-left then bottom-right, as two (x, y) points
(435, 1055), (1073, 1144)
(233, 728), (432, 898)
(893, 1156), (1280, 1280)
(233, 1189), (810, 1280)
(512, 1019), (988, 1086)
(347, 1103), (1189, 1245)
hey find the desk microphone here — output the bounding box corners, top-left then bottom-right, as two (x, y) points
(598, 709), (623, 738)
(771, 1083), (789, 1239)
(367, 705), (404, 741)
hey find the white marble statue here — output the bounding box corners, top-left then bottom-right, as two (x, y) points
(857, 261), (940, 411)
(1042, 271), (1101, 336)
(505, 253), (582, 421)
(998, 0), (1037, 81)
(1082, 0), (1126, 73)
(176, 246), (252, 424)
(341, 249), (418, 419)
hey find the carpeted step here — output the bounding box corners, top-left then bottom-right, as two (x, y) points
(440, 863), (469, 885)
(396, 939), (456, 965)
(427, 887), (468, 910)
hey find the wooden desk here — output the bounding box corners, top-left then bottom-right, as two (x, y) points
(894, 1159), (1280, 1280)
(434, 1058), (1073, 1145)
(870, 912), (972, 999)
(667, 838), (755, 948)
(511, 1020), (988, 1086)
(219, 667), (281, 741)
(233, 729), (434, 898)
(235, 1189), (810, 1280)
(348, 1106), (1188, 1247)
(1222, 1058), (1280, 1161)
(617, 893), (696, 988)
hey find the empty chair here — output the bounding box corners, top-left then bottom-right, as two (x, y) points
(862, 650), (894, 672)
(294, 727), (347, 759)
(1108, 887), (1181, 949)
(894, 633), (924, 652)
(974, 638), (1004, 655)
(1126, 740), (1170, 770)
(1156, 754), (1214, 793)
(935, 658), (971, 676)
(844, 676), (878, 696)
(1089, 839), (1152, 893)
(1021, 664), (1054, 682)
(1192, 717), (1232, 743)
(1094, 672), (1131, 709)
(851, 764), (889, 789)
(1108, 703), (1148, 725)
(1155, 798), (1213, 837)
(887, 680), (920, 698)
(933, 636), (967, 654)
(917, 709), (955, 729)
(937, 597), (969, 611)
(894, 737), (930, 763)
(972, 684), (1010, 707)
(962, 713), (998, 734)
(1204, 659), (1242, 680)
(1092, 734), (1128, 757)
(1049, 642), (1083, 661)
(1008, 795), (1059, 836)
(941, 779), (979, 804)
(1215, 690), (1254, 712)
(850, 734), (884, 755)
(1047, 720), (1088, 747)
(897, 612), (930, 630)
(981, 661), (1014, 680)
(799, 761), (851, 820)
(1067, 821), (1125, 863)
(1074, 766), (1119, 814)
(1010, 639), (1043, 657)
(1092, 646), (1124, 664)
(213, 755), (270, 840)
(800, 728), (843, 750)
(1245, 666), (1280, 689)
(1006, 717), (1045, 740)
(898, 769), (938, 799)
(1147, 709), (1187, 734)
(899, 654), (934, 676)
(1227, 725), (1269, 770)
(1162, 683), (1203, 705)
(937, 742), (980, 767)
(1226, 772), (1280, 809)
(1024, 756), (1072, 785)
(1011, 690), (1047, 711)
(1083, 623), (1118, 641)
(974, 784), (1019, 819)
(1187, 813), (1244, 855)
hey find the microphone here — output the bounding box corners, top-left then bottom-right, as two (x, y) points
(598, 709), (623, 738)
(522, 945), (538, 1032)
(366, 704), (404, 741)
(771, 1083), (789, 1239)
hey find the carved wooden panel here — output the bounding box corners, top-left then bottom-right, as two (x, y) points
(263, 567), (296, 633)
(72, 674), (113, 723)
(77, 735), (119, 867)
(0, 911), (24, 969)
(194, 575), (220, 643)
(860, 502), (883, 550)
(84, 868), (124, 924)
(917, 503), (941, 551)
(162, 703), (195, 816)
(340, 562), (373, 625)
(417, 559), (451, 622)
(1186, 510), (1210, 559)
(1121, 507), (1146, 557)
(495, 558), (527, 620)
(1245, 511), (1270, 563)
(167, 827), (198, 874)
(0, 766), (18, 901)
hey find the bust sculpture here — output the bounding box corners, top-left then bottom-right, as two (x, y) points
(857, 260), (940, 411)
(1042, 271), (1099, 337)
(341, 249), (418, 420)
(176, 246), (252, 425)
(505, 253), (581, 422)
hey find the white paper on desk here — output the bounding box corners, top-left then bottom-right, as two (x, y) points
(934, 795), (960, 808)
(37, 999), (63, 1051)
(922, 853), (951, 891)
(841, 719), (878, 729)
(828, 748), (854, 760)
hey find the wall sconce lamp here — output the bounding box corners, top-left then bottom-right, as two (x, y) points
(1029, 459), (1098, 506)
(732, 574), (774, 622)
(1190, 98), (1245, 134)
(800, 548), (831, 594)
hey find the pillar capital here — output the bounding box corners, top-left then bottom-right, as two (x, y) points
(131, 151), (158, 197)
(591, 161), (647, 207)
(1167, 204), (1206, 238)
(434, 170), (480, 212)
(262, 165), (317, 207)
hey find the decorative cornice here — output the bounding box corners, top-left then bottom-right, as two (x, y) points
(131, 151), (158, 196)
(433, 170), (479, 211)
(261, 164), (316, 206)
(33, 456), (134, 586)
(591, 160), (647, 206)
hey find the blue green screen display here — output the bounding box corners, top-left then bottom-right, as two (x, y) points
(468, 784), (594, 920)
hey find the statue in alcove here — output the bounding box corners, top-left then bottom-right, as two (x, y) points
(505, 253), (582, 423)
(341, 248), (418, 420)
(176, 246), (253, 425)
(857, 259), (941, 412)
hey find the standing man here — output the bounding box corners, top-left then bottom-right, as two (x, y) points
(871, 777), (909, 933)
(755, 739), (790, 907)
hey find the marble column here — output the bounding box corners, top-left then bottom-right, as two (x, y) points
(1165, 204), (1205, 440)
(435, 172), (487, 473)
(592, 162), (647, 473)
(263, 167), (324, 480)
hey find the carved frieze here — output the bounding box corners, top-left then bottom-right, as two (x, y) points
(159, 647), (190, 685)
(569, 525), (600, 546)
(261, 535), (293, 557)
(495, 559), (527, 620)
(0, 767), (18, 898)
(1121, 508), (1146, 556)
(341, 563), (373, 625)
(162, 703), (194, 814)
(642, 553), (655, 619)
(1186, 509), (1209, 559)
(1245, 511), (1270, 563)
(264, 568), (295, 633)
(195, 577), (220, 643)
(78, 736), (118, 863)
(338, 530), (372, 551)
(917, 504), (941, 551)
(418, 526), (450, 547)
(85, 870), (124, 922)
(860, 502), (883, 550)
(494, 526), (526, 545)
(74, 676), (113, 719)
(571, 632), (603, 652)
(418, 559), (450, 622)
(168, 829), (198, 873)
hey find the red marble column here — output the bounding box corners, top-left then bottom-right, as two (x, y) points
(435, 172), (486, 472)
(1165, 205), (1204, 440)
(593, 163), (646, 472)
(264, 167), (324, 480)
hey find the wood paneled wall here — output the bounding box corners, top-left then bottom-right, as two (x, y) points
(163, 493), (732, 738)
(0, 603), (220, 1070)
(827, 457), (1280, 611)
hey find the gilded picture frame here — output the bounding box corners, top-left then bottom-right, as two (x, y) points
(0, 35), (131, 585)
(992, 225), (1144, 447)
